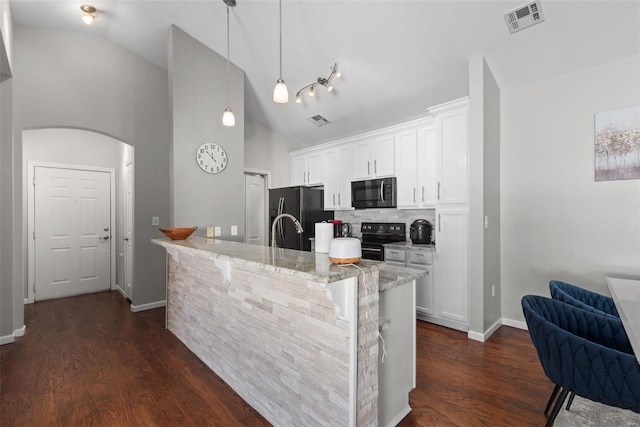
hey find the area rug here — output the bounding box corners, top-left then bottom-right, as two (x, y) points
(554, 395), (640, 426)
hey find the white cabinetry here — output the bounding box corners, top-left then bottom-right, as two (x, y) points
(395, 122), (437, 209)
(430, 99), (468, 205)
(407, 250), (434, 317)
(434, 208), (468, 327)
(292, 152), (323, 186)
(323, 145), (353, 210)
(353, 135), (395, 180)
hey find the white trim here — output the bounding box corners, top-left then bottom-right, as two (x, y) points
(115, 286), (126, 298)
(383, 405), (412, 427)
(28, 162), (117, 302)
(427, 96), (470, 115)
(24, 298), (32, 304)
(468, 318), (502, 342)
(14, 325), (26, 337)
(130, 300), (166, 312)
(501, 317), (528, 330)
(0, 334), (15, 345)
(244, 168), (272, 189)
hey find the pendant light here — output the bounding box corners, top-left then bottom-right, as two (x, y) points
(222, 0), (236, 126)
(273, 0), (288, 103)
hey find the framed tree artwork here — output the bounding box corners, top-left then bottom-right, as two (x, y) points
(595, 105), (640, 181)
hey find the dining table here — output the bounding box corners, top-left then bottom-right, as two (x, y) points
(606, 277), (640, 364)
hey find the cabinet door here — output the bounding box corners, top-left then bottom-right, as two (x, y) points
(337, 145), (353, 209)
(292, 156), (307, 185)
(418, 126), (437, 207)
(412, 265), (433, 315)
(307, 152), (324, 186)
(323, 150), (338, 209)
(353, 139), (372, 179)
(436, 107), (468, 204)
(372, 135), (395, 177)
(395, 130), (419, 208)
(434, 209), (468, 324)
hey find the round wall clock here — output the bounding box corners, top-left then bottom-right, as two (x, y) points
(196, 143), (228, 174)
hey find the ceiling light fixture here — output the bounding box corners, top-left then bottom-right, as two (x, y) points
(273, 0), (288, 103)
(80, 5), (98, 25)
(295, 63), (340, 104)
(222, 0), (236, 127)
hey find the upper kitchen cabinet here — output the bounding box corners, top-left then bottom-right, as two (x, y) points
(324, 145), (354, 210)
(395, 120), (437, 209)
(292, 151), (323, 186)
(353, 135), (395, 180)
(428, 97), (469, 205)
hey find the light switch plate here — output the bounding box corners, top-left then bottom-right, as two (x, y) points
(206, 226), (214, 238)
(214, 226), (221, 236)
(152, 216), (159, 226)
(231, 225), (238, 236)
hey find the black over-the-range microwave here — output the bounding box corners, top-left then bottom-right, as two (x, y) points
(351, 177), (397, 209)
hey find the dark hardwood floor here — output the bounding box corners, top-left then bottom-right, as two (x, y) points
(1, 291), (551, 426)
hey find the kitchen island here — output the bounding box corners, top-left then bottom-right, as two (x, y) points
(152, 237), (423, 427)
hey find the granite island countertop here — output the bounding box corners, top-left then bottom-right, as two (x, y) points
(153, 237), (424, 289)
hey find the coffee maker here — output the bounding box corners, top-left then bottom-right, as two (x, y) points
(331, 220), (352, 237)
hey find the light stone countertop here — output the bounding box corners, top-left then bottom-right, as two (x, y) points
(153, 236), (425, 288)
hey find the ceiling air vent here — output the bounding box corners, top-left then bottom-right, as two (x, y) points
(308, 114), (331, 127)
(504, 1), (545, 34)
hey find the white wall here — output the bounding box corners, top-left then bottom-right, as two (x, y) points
(13, 25), (171, 307)
(245, 117), (304, 189)
(169, 26), (245, 240)
(0, 0), (13, 76)
(501, 55), (640, 323)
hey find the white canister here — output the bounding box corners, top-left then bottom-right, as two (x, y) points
(315, 222), (334, 253)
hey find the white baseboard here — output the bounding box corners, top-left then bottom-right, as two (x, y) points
(469, 318), (503, 342)
(0, 334), (15, 345)
(383, 405), (412, 427)
(24, 298), (34, 304)
(14, 325), (26, 337)
(501, 317), (527, 330)
(130, 300), (166, 313)
(115, 286), (126, 298)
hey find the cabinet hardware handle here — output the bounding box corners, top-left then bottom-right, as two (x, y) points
(374, 160), (377, 174)
(437, 182), (441, 200)
(413, 187), (416, 203)
(367, 161), (370, 175)
(333, 194), (336, 205)
(338, 193), (341, 205)
(438, 214), (441, 232)
(307, 171), (310, 183)
(422, 186), (425, 203)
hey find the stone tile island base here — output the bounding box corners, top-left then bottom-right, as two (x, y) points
(157, 238), (379, 426)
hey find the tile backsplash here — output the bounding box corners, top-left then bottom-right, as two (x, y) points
(334, 209), (436, 242)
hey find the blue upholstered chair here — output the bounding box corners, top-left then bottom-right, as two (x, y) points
(549, 280), (619, 318)
(521, 295), (639, 427)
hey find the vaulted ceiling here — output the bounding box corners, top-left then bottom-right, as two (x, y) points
(10, 1), (640, 146)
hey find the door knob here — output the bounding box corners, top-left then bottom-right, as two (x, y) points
(99, 235), (110, 240)
(124, 237), (129, 241)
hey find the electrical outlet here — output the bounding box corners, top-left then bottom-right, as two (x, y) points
(231, 225), (238, 236)
(152, 216), (159, 226)
(214, 226), (221, 236)
(206, 227), (214, 238)
(484, 216), (489, 229)
(492, 284), (496, 297)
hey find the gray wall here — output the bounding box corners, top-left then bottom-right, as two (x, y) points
(245, 117), (303, 189)
(468, 55), (501, 337)
(501, 54), (640, 323)
(13, 25), (170, 307)
(169, 26), (245, 240)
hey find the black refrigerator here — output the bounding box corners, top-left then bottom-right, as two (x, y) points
(269, 186), (334, 251)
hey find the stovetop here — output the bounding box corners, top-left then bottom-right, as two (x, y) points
(360, 222), (406, 245)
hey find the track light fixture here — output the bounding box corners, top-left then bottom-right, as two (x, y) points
(295, 63), (341, 104)
(80, 5), (98, 25)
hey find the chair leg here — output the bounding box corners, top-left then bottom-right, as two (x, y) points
(565, 392), (576, 410)
(544, 384), (561, 416)
(546, 388), (570, 427)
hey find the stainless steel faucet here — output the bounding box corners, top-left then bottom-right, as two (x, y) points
(271, 214), (304, 248)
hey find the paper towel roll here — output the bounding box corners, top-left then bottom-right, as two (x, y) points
(315, 222), (334, 253)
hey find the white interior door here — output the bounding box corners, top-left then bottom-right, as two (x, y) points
(245, 173), (266, 245)
(124, 162), (133, 300)
(34, 167), (111, 300)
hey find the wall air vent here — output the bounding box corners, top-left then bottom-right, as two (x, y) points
(504, 1), (545, 34)
(308, 114), (331, 127)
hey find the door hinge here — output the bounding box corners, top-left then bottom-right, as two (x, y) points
(33, 230), (36, 239)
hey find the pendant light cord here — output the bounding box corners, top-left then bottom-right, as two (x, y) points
(278, 0), (282, 80)
(226, 3), (231, 104)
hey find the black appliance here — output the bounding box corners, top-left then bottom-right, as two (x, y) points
(351, 177), (397, 209)
(269, 186), (333, 251)
(410, 219), (433, 245)
(360, 222), (406, 261)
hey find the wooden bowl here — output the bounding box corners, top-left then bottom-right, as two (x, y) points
(158, 226), (198, 240)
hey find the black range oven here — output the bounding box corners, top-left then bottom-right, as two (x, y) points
(360, 222), (406, 261)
